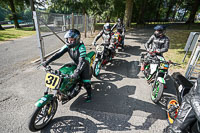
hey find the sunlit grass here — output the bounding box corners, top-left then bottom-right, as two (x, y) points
(0, 27), (36, 42)
(164, 27), (200, 71)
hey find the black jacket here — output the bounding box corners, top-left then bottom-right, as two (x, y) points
(145, 34), (169, 54)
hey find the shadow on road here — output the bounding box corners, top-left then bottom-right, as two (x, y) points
(96, 73), (123, 82)
(105, 59), (140, 78)
(123, 45), (146, 56)
(69, 81), (166, 132)
(41, 116), (97, 133)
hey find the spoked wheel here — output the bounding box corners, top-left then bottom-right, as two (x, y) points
(93, 61), (101, 77)
(166, 98), (179, 124)
(28, 99), (58, 132)
(151, 81), (164, 103)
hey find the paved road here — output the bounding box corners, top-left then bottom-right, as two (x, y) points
(0, 29), (175, 133)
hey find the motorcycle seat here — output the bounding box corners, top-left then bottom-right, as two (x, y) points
(172, 72), (193, 90)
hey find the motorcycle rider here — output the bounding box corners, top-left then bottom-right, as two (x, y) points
(42, 29), (92, 102)
(111, 18), (126, 49)
(164, 75), (200, 133)
(92, 23), (115, 59)
(141, 25), (169, 71)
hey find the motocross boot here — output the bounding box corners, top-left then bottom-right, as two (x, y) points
(83, 82), (92, 102)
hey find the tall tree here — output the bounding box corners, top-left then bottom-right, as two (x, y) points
(0, 0), (30, 28)
(124, 0), (133, 28)
(8, 0), (20, 28)
(186, 0), (200, 24)
(165, 0), (177, 21)
(137, 0), (147, 24)
(155, 0), (162, 21)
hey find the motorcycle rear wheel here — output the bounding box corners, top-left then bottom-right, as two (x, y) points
(151, 81), (164, 103)
(166, 97), (179, 124)
(28, 99), (58, 132)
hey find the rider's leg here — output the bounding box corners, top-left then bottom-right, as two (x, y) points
(80, 62), (92, 102)
(83, 82), (92, 102)
(121, 35), (125, 49)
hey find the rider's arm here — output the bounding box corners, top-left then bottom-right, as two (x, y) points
(71, 45), (87, 78)
(145, 35), (154, 51)
(111, 23), (117, 31)
(160, 37), (169, 53)
(45, 45), (68, 65)
(92, 30), (103, 44)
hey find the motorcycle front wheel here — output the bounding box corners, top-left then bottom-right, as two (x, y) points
(28, 98), (58, 132)
(166, 97), (179, 124)
(93, 60), (101, 77)
(151, 81), (164, 103)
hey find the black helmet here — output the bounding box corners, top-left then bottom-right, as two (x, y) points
(103, 23), (111, 34)
(154, 25), (165, 37)
(64, 29), (80, 48)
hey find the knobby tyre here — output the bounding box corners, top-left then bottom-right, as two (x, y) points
(151, 81), (164, 103)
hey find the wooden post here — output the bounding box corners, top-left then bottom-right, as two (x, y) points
(72, 13), (74, 29)
(84, 13), (87, 38)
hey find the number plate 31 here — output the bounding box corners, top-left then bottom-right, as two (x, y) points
(45, 73), (60, 89)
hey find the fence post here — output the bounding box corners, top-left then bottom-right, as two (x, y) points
(33, 11), (45, 62)
(84, 13), (87, 38)
(72, 13), (74, 29)
(62, 14), (66, 31)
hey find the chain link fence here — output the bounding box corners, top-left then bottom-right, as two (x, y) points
(33, 11), (94, 62)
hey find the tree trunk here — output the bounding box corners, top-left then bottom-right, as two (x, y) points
(124, 0), (133, 28)
(155, 0), (162, 22)
(137, 0), (147, 24)
(8, 0), (20, 28)
(0, 24), (5, 30)
(186, 0), (200, 24)
(165, 1), (174, 21)
(29, 0), (36, 30)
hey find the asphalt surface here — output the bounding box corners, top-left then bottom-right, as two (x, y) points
(0, 29), (176, 133)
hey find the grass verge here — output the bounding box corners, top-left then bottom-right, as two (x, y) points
(163, 25), (200, 73)
(0, 27), (36, 42)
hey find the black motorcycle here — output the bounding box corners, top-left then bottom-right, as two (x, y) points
(166, 72), (200, 133)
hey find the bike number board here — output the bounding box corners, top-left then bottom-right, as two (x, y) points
(96, 45), (104, 53)
(45, 73), (60, 89)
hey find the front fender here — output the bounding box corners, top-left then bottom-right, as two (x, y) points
(34, 94), (54, 107)
(157, 77), (166, 84)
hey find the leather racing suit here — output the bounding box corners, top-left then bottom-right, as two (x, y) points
(164, 76), (200, 133)
(45, 42), (92, 98)
(111, 23), (125, 47)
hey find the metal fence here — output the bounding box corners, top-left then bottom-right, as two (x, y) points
(33, 11), (94, 62)
(185, 35), (200, 81)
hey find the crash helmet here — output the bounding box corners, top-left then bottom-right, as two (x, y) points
(117, 18), (122, 25)
(64, 29), (80, 48)
(154, 25), (165, 37)
(103, 23), (111, 34)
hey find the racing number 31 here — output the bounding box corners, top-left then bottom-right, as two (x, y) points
(45, 73), (60, 89)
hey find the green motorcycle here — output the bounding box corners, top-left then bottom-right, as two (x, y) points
(28, 51), (95, 132)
